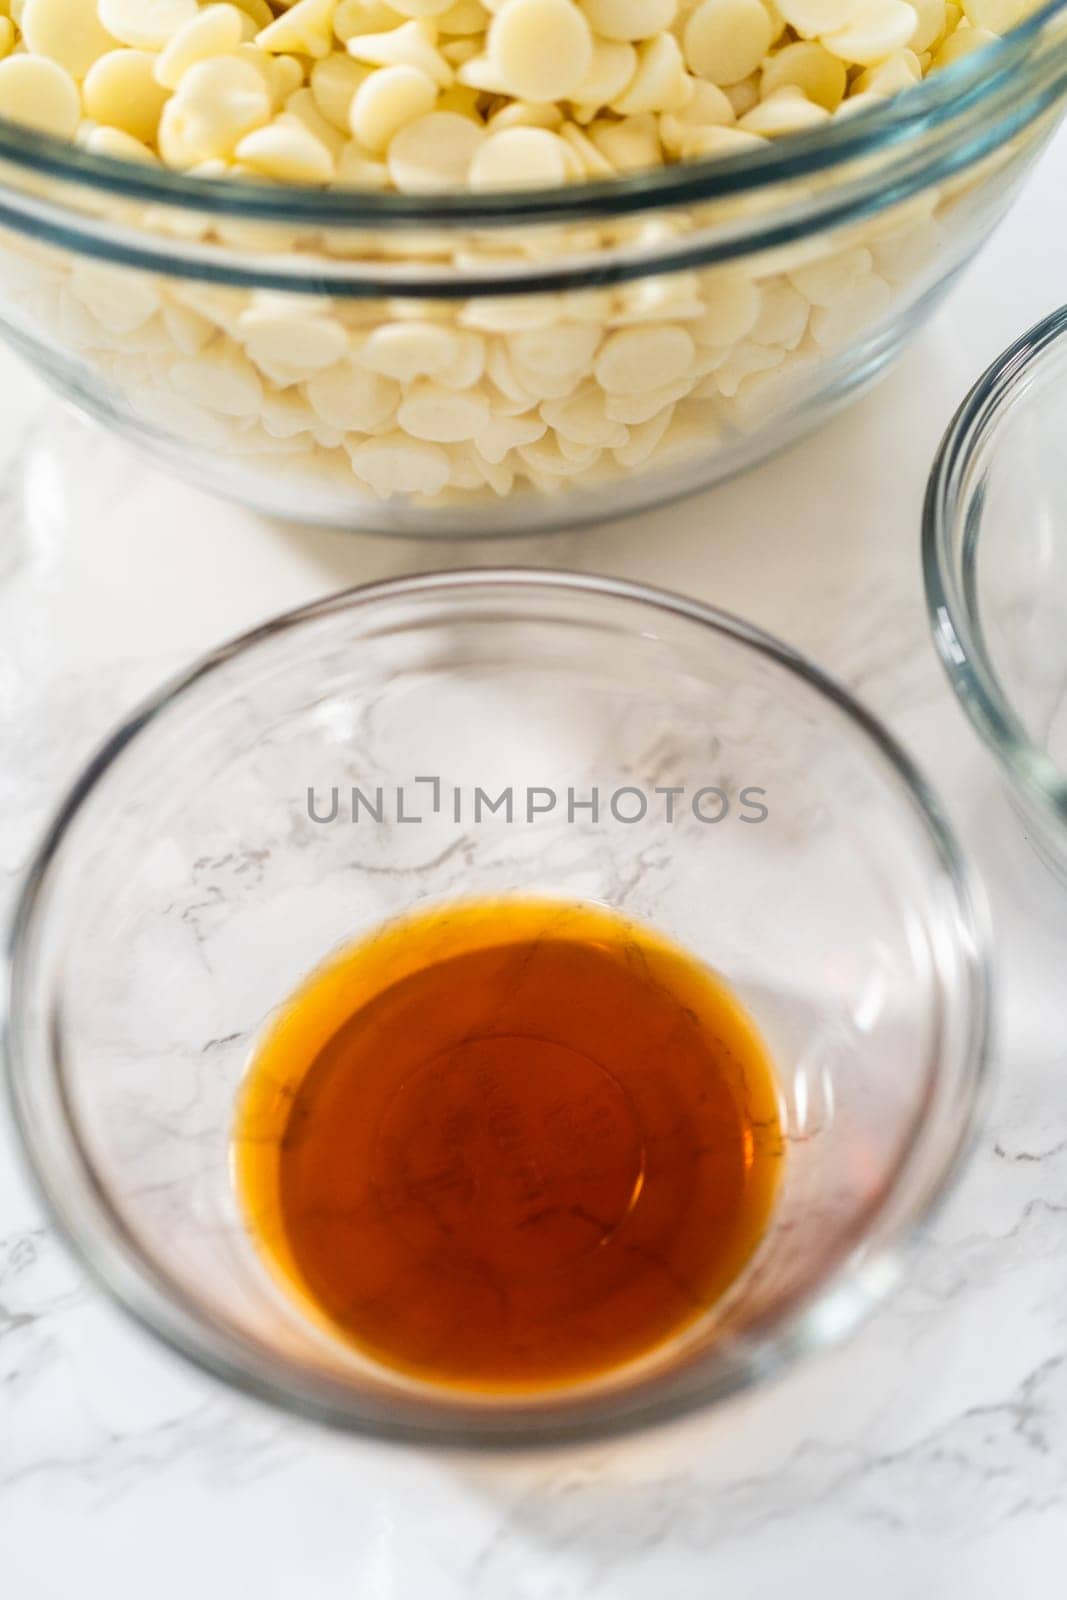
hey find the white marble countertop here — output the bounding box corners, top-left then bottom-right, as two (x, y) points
(3, 125), (1067, 1600)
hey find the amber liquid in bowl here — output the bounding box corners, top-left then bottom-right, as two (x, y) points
(234, 899), (784, 1392)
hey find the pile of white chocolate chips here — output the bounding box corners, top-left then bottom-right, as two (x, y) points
(0, 0), (1037, 503)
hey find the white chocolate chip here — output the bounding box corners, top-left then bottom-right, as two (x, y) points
(909, 0), (946, 49)
(70, 260), (161, 330)
(809, 272), (893, 349)
(153, 6), (247, 91)
(129, 384), (234, 447)
(259, 387), (315, 437)
(238, 306), (348, 375)
(684, 0), (775, 86)
(387, 109), (483, 190)
(660, 79), (735, 154)
(613, 404), (674, 466)
(162, 302), (216, 354)
(439, 0), (490, 32)
(335, 141), (391, 186)
(0, 54), (80, 135)
(573, 39), (637, 112)
(510, 321), (602, 377)
(172, 346), (263, 414)
(692, 275), (762, 344)
(724, 74), (760, 114)
(603, 379), (690, 422)
(594, 324), (696, 392)
(97, 0), (198, 51)
(475, 409), (547, 460)
(611, 32), (691, 114)
(83, 50), (168, 141)
(360, 320), (462, 380)
(788, 245), (874, 305)
(558, 121), (615, 176)
(256, 0), (336, 59)
(929, 25), (996, 68)
(776, 0), (857, 29)
(485, 98), (563, 132)
(397, 379), (491, 439)
(749, 278), (808, 347)
(739, 84), (830, 134)
(310, 54), (368, 129)
(712, 338), (784, 395)
(541, 381), (628, 445)
(960, 0), (1030, 28)
(346, 20), (454, 86)
(760, 40), (846, 108)
(468, 125), (570, 187)
(487, 0), (593, 102)
(349, 63), (438, 151)
(21, 0), (116, 79)
(347, 433), (452, 495)
(871, 216), (942, 282)
(236, 113), (336, 179)
(83, 124), (160, 160)
(579, 0), (677, 42)
(389, 0), (456, 16)
(306, 360), (400, 429)
(853, 48), (921, 93)
(172, 56), (273, 161)
(823, 0), (919, 64)
(587, 111), (661, 169)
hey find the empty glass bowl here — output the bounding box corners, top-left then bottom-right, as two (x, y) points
(924, 306), (1067, 879)
(5, 571), (989, 1442)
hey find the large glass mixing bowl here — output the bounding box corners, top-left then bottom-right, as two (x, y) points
(0, 11), (1065, 533)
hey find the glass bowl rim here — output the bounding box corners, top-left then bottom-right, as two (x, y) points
(3, 567), (992, 1447)
(0, 7), (1060, 228)
(923, 302), (1067, 831)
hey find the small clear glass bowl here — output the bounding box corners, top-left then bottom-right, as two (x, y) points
(4, 571), (989, 1444)
(924, 306), (1067, 880)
